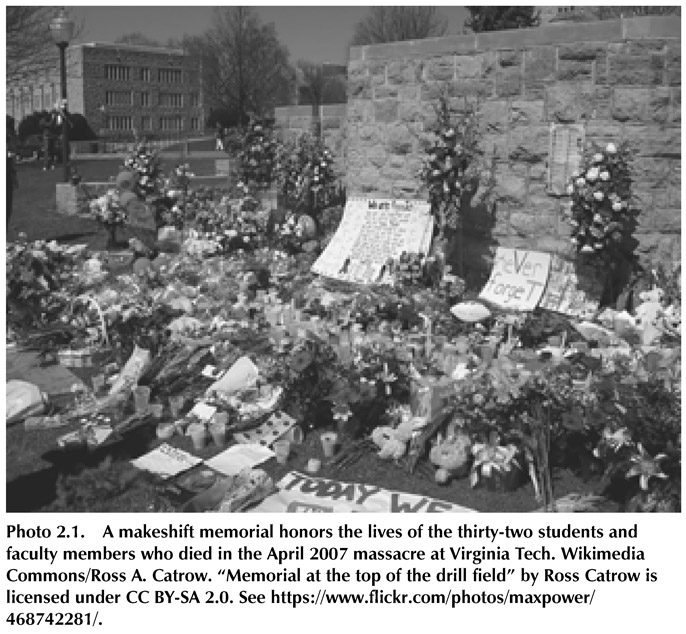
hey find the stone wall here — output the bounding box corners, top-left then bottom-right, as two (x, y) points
(274, 104), (347, 175)
(345, 16), (681, 269)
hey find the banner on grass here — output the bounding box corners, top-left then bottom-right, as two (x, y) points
(251, 471), (476, 513)
(478, 247), (551, 311)
(312, 197), (433, 285)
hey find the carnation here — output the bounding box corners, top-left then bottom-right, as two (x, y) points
(600, 171), (610, 181)
(586, 168), (600, 182)
(575, 177), (586, 187)
(593, 153), (604, 163)
(606, 143), (617, 154)
(612, 201), (623, 212)
(593, 191), (604, 201)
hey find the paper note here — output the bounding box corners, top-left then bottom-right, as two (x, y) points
(205, 444), (275, 476)
(131, 443), (203, 479)
(233, 411), (297, 447)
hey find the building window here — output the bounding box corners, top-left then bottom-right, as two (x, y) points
(190, 92), (199, 107)
(105, 64), (131, 81)
(190, 117), (200, 131)
(159, 93), (183, 107)
(141, 92), (150, 107)
(158, 68), (182, 83)
(106, 115), (133, 131)
(141, 115), (152, 131)
(159, 115), (184, 131)
(140, 67), (151, 82)
(105, 91), (133, 106)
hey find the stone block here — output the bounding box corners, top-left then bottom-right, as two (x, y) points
(374, 100), (399, 123)
(623, 126), (680, 158)
(398, 85), (420, 101)
(56, 183), (78, 216)
(611, 88), (652, 122)
(649, 88), (671, 123)
(387, 60), (422, 85)
(524, 46), (556, 95)
(546, 85), (579, 123)
(448, 79), (494, 99)
(508, 211), (537, 236)
(608, 55), (663, 85)
(369, 61), (388, 85)
(498, 50), (523, 68)
(557, 60), (594, 82)
(348, 77), (372, 99)
(495, 168), (527, 207)
(425, 56), (455, 81)
(584, 122), (623, 147)
(398, 101), (431, 125)
(420, 82), (444, 102)
(347, 100), (374, 124)
(367, 146), (388, 169)
(348, 60), (368, 81)
(558, 43), (607, 61)
(479, 100), (509, 133)
(455, 55), (486, 79)
(510, 100), (545, 127)
(495, 68), (523, 98)
(508, 125), (549, 164)
(386, 124), (414, 155)
(374, 85), (399, 100)
(482, 133), (509, 160)
(671, 88), (681, 123)
(652, 208), (681, 233)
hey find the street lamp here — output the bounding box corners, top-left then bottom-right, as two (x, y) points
(50, 8), (75, 182)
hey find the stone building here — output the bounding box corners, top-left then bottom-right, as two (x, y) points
(6, 42), (207, 138)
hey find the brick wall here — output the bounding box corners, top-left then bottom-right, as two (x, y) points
(345, 16), (681, 269)
(274, 104), (347, 174)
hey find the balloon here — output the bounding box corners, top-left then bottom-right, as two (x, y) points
(297, 214), (317, 239)
(116, 171), (138, 191)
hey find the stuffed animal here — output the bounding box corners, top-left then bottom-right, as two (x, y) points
(429, 432), (472, 484)
(371, 419), (415, 460)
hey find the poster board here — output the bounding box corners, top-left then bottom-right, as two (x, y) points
(548, 123), (585, 196)
(539, 254), (604, 319)
(251, 471), (476, 513)
(312, 197), (433, 285)
(478, 247), (551, 311)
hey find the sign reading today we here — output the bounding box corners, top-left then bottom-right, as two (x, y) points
(251, 472), (475, 513)
(479, 248), (551, 311)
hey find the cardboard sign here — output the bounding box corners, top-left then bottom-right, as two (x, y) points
(126, 198), (156, 231)
(479, 248), (551, 311)
(131, 443), (202, 479)
(312, 197), (433, 284)
(251, 472), (476, 513)
(539, 255), (603, 319)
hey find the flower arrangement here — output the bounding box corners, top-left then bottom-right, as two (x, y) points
(567, 142), (636, 262)
(419, 96), (482, 236)
(276, 133), (341, 227)
(122, 143), (163, 199)
(6, 236), (82, 331)
(238, 118), (279, 189)
(89, 189), (127, 227)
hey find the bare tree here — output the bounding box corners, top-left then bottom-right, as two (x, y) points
(593, 6), (681, 20)
(351, 7), (448, 45)
(6, 7), (84, 83)
(185, 7), (295, 125)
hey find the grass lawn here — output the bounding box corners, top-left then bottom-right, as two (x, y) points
(8, 152), (223, 249)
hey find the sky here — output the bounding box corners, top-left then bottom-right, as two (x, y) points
(67, 4), (469, 65)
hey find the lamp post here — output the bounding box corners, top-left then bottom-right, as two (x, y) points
(50, 8), (75, 182)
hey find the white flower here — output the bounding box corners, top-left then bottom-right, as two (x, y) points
(612, 201), (623, 212)
(575, 177), (586, 187)
(571, 170), (580, 179)
(593, 191), (604, 201)
(600, 171), (610, 181)
(566, 184), (574, 195)
(606, 143), (617, 154)
(593, 153), (604, 163)
(586, 167), (600, 182)
(580, 245), (594, 254)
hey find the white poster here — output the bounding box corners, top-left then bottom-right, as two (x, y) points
(312, 197), (433, 284)
(478, 247), (551, 311)
(251, 471), (476, 513)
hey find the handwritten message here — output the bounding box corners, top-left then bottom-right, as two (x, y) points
(479, 248), (551, 311)
(251, 472), (475, 513)
(539, 255), (604, 319)
(312, 198), (433, 284)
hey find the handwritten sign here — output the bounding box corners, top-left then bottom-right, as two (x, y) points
(131, 443), (202, 480)
(250, 472), (475, 513)
(126, 198), (156, 231)
(312, 197), (433, 285)
(479, 248), (551, 311)
(539, 254), (604, 319)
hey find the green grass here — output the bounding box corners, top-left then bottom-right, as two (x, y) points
(8, 155), (222, 249)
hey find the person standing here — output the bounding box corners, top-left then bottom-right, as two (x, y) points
(215, 123), (225, 151)
(42, 126), (56, 170)
(7, 131), (19, 230)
